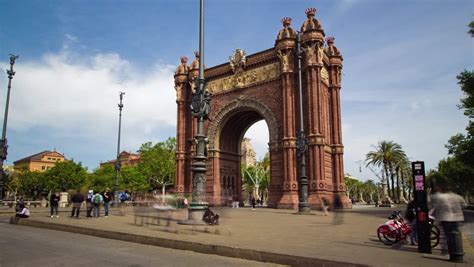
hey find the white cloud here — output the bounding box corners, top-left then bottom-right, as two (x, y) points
(0, 49), (176, 163)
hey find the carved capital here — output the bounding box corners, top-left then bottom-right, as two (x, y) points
(269, 142), (281, 151)
(282, 138), (297, 148)
(332, 145), (344, 154)
(307, 135), (325, 145)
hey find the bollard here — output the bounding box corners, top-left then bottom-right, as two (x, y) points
(443, 222), (464, 262)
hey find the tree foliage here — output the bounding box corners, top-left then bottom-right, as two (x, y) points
(138, 137), (176, 192)
(44, 160), (88, 191)
(241, 153), (270, 200)
(87, 164), (115, 192)
(429, 23), (474, 201)
(365, 140), (408, 202)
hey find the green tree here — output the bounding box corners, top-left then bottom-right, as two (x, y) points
(43, 160), (88, 192)
(4, 170), (21, 199)
(19, 170), (46, 199)
(468, 21), (474, 37)
(87, 164), (115, 192)
(362, 180), (378, 203)
(429, 23), (474, 202)
(241, 153), (270, 201)
(365, 140), (407, 202)
(138, 137), (176, 203)
(120, 165), (149, 193)
(344, 175), (362, 201)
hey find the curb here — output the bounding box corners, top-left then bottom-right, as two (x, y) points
(10, 217), (366, 267)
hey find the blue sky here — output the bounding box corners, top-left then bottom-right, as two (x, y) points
(0, 0), (472, 182)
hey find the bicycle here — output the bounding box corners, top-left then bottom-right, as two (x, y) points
(377, 210), (440, 247)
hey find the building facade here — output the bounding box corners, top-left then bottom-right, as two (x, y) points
(241, 138), (257, 167)
(13, 150), (66, 172)
(100, 151), (141, 169)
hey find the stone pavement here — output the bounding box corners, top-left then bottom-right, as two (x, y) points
(3, 205), (473, 267)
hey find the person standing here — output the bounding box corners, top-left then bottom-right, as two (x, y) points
(102, 188), (112, 217)
(50, 192), (60, 218)
(431, 186), (466, 263)
(405, 200), (417, 245)
(251, 196), (256, 210)
(86, 190), (94, 217)
(91, 192), (103, 217)
(70, 190), (84, 218)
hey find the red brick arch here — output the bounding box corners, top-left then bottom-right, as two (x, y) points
(174, 10), (350, 208)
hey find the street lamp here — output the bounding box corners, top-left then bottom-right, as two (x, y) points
(180, 0), (210, 224)
(114, 91), (125, 206)
(295, 33), (310, 213)
(0, 54), (18, 200)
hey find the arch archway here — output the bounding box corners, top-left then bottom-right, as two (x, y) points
(206, 98), (278, 206)
(174, 10), (349, 208)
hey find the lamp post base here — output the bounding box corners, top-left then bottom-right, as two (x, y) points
(178, 203), (208, 225)
(298, 204), (311, 214)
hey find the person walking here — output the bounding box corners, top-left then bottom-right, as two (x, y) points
(431, 186), (466, 263)
(91, 192), (103, 217)
(251, 196), (256, 210)
(319, 196), (329, 216)
(70, 190), (84, 218)
(102, 188), (112, 217)
(50, 192), (60, 218)
(86, 190), (94, 217)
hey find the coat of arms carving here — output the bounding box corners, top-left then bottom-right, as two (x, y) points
(229, 49), (246, 74)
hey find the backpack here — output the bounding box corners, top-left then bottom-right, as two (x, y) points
(93, 194), (101, 204)
(120, 192), (128, 202)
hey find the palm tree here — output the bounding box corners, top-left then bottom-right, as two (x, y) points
(365, 140), (407, 203)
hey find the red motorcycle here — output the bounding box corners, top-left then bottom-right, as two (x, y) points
(377, 210), (440, 247)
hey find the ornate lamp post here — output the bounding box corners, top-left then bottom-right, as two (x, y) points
(181, 0), (210, 224)
(0, 54), (18, 200)
(295, 33), (310, 213)
(114, 91), (125, 206)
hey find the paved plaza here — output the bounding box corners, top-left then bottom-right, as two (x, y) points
(2, 205), (473, 266)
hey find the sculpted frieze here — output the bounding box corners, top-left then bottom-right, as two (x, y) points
(321, 66), (329, 85)
(207, 62), (279, 94)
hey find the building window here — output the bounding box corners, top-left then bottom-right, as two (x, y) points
(42, 166), (46, 170)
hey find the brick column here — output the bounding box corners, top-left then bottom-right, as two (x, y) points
(300, 29), (325, 197)
(174, 57), (190, 194)
(275, 17), (298, 207)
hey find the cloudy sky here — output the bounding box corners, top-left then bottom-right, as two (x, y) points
(0, 0), (472, 182)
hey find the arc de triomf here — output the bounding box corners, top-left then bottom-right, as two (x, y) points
(173, 8), (349, 209)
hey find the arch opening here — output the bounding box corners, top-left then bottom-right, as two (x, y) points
(208, 98), (277, 207)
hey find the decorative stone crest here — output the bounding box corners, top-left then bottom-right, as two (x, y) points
(174, 56), (189, 100)
(229, 49), (246, 74)
(325, 37), (341, 57)
(300, 7), (322, 32)
(277, 17), (296, 40)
